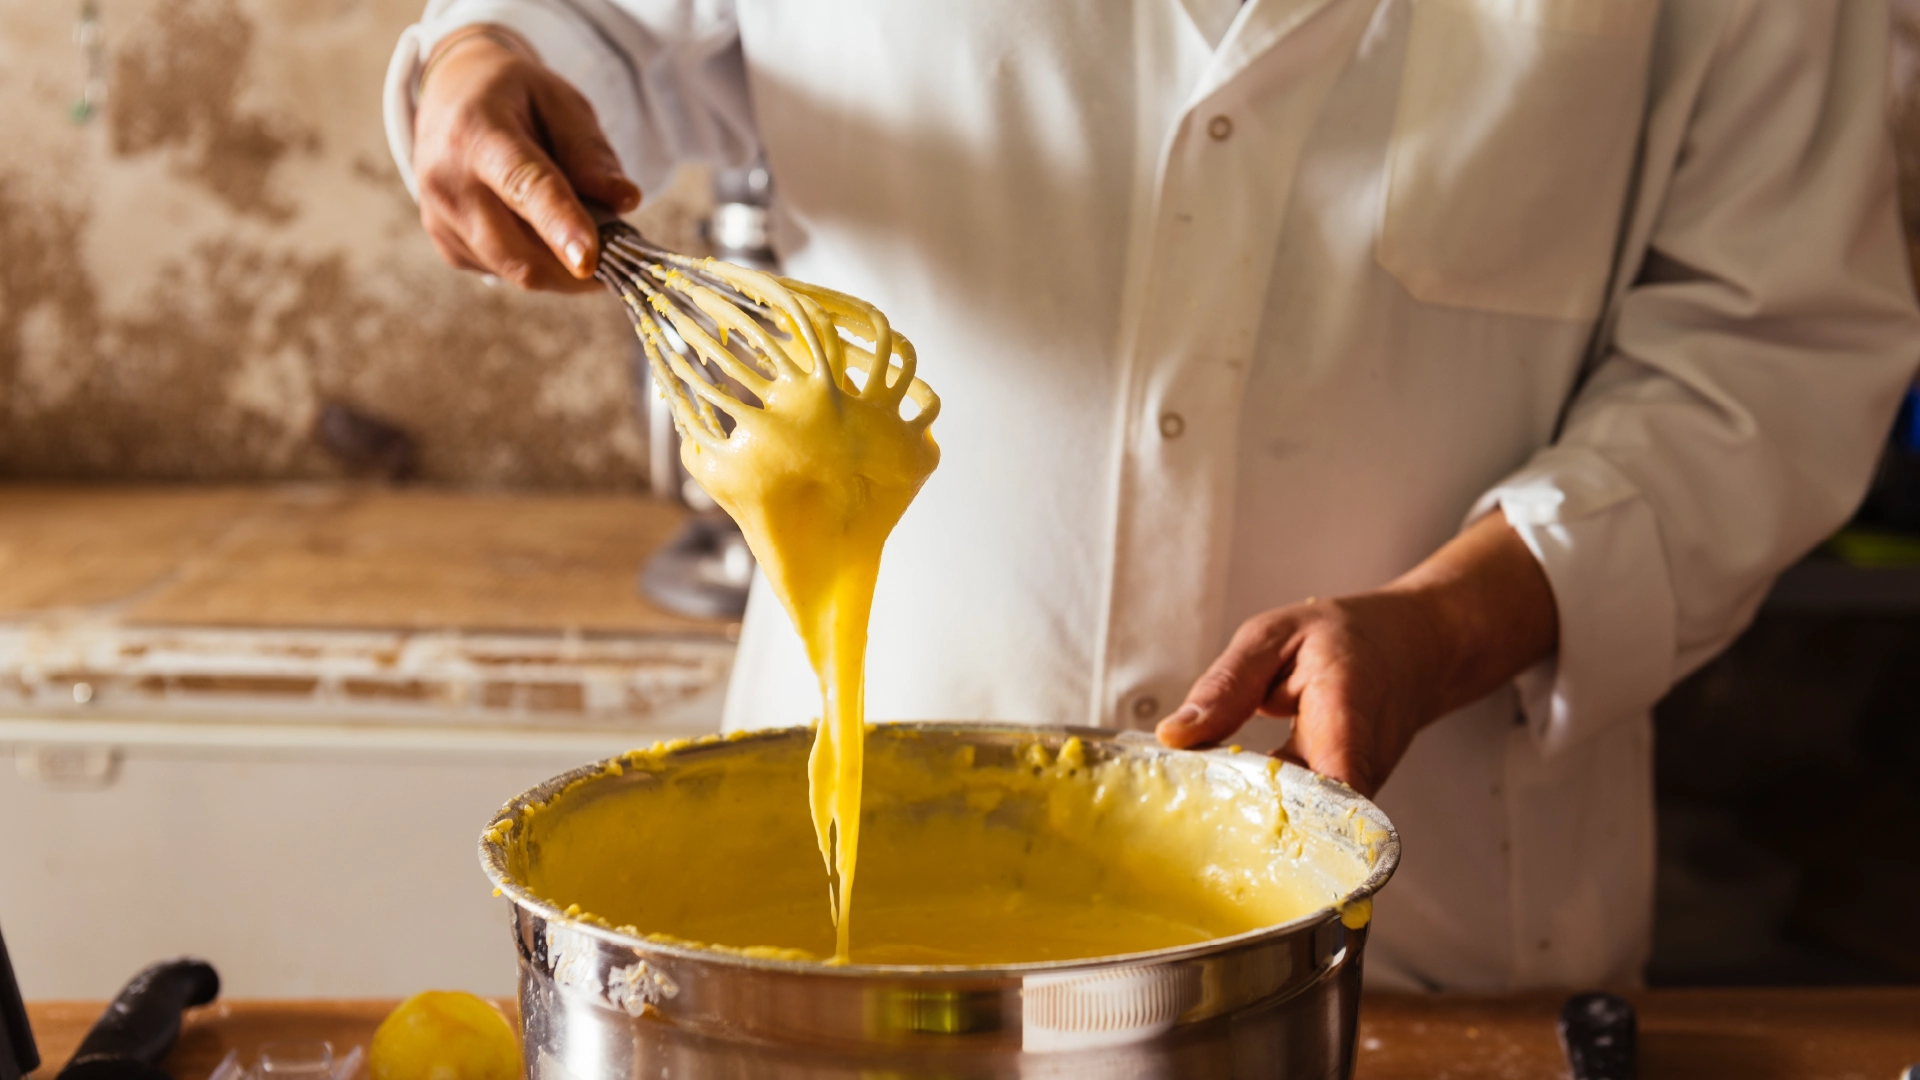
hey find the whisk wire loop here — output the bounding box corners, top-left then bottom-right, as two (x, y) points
(592, 217), (940, 449)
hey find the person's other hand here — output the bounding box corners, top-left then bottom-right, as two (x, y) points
(1156, 512), (1559, 798)
(1154, 593), (1451, 798)
(412, 27), (641, 292)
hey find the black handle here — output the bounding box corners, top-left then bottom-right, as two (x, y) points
(0, 925), (40, 1080)
(57, 959), (219, 1080)
(1558, 992), (1636, 1080)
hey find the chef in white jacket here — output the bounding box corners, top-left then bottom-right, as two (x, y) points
(384, 0), (1920, 989)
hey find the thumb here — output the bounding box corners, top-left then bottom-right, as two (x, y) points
(1156, 615), (1298, 749)
(530, 75), (641, 216)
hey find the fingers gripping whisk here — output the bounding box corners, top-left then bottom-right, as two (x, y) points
(592, 218), (941, 449)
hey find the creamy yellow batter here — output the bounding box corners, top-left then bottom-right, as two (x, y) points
(501, 730), (1373, 966)
(628, 258), (938, 959)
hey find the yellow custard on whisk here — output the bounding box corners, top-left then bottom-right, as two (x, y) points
(612, 246), (938, 962)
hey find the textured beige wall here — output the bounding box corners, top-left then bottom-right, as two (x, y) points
(0, 0), (707, 488)
(6, 3), (1919, 487)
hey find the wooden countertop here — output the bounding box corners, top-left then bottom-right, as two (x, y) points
(0, 484), (737, 731)
(24, 991), (1920, 1079)
(1357, 990), (1919, 1078)
(0, 484), (724, 636)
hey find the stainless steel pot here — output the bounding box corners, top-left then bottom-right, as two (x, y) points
(479, 723), (1400, 1079)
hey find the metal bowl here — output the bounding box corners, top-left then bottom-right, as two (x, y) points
(480, 723), (1399, 1079)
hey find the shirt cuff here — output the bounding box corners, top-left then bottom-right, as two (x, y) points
(1468, 445), (1679, 756)
(383, 0), (632, 201)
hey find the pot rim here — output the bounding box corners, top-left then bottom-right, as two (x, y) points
(479, 720), (1400, 980)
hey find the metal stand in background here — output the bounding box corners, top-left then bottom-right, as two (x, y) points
(1, 925), (39, 1080)
(634, 166), (776, 621)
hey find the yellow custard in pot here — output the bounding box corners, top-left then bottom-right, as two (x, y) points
(500, 731), (1370, 966)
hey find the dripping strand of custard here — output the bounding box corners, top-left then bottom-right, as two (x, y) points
(626, 260), (939, 960)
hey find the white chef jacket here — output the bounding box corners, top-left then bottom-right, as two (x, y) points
(386, 0), (1920, 989)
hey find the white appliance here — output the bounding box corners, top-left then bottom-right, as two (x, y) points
(1, 624), (728, 999)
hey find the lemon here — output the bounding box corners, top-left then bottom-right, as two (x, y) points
(369, 991), (520, 1080)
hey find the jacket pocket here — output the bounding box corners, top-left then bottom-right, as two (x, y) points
(1377, 0), (1658, 322)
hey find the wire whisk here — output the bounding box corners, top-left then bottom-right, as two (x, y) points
(591, 215), (940, 449)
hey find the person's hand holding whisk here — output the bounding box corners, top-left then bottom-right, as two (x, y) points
(411, 25), (641, 292)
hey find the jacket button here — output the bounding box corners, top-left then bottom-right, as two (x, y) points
(1158, 412), (1185, 439)
(1130, 695), (1160, 721)
(1207, 115), (1233, 141)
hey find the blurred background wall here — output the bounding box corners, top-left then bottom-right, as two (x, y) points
(0, 0), (711, 489)
(5, 0), (1920, 490)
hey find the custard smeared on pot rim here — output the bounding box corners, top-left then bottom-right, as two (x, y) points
(620, 256), (938, 961)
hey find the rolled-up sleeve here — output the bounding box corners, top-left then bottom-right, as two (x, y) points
(383, 0), (757, 200)
(1472, 0), (1920, 754)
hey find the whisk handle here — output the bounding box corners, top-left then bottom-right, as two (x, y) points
(581, 198), (625, 229)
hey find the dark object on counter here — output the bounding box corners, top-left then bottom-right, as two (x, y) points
(1559, 992), (1636, 1080)
(55, 960), (219, 1080)
(1, 925), (39, 1080)
(641, 511), (753, 620)
(314, 402), (419, 482)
